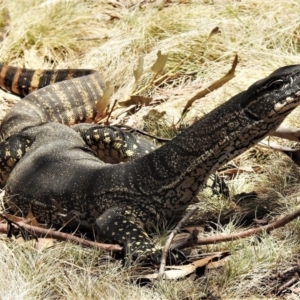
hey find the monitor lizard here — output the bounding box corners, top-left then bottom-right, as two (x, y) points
(0, 64), (227, 198)
(3, 64), (300, 262)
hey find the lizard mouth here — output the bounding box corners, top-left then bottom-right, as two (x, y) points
(279, 91), (300, 110)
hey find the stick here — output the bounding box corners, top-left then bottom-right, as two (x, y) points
(0, 222), (122, 252)
(172, 206), (300, 250)
(271, 126), (300, 142)
(258, 140), (297, 152)
(277, 273), (299, 295)
(157, 205), (199, 279)
(116, 124), (171, 142)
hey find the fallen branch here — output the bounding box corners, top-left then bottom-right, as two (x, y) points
(258, 140), (300, 167)
(0, 221), (122, 252)
(4, 204), (300, 258)
(258, 140), (297, 152)
(271, 126), (300, 142)
(157, 205), (199, 279)
(172, 206), (300, 250)
(277, 272), (300, 295)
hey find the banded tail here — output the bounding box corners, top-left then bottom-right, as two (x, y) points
(0, 64), (106, 139)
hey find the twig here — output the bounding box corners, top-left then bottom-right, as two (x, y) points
(172, 206), (300, 250)
(116, 124), (171, 142)
(258, 140), (297, 152)
(277, 272), (299, 295)
(258, 140), (300, 167)
(0, 213), (40, 240)
(104, 99), (118, 125)
(0, 221), (122, 252)
(157, 205), (199, 279)
(271, 126), (300, 142)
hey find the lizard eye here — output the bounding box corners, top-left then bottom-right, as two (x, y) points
(267, 79), (284, 91)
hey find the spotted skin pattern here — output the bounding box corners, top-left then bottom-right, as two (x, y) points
(72, 123), (157, 164)
(0, 63), (228, 197)
(0, 65), (155, 187)
(0, 134), (32, 186)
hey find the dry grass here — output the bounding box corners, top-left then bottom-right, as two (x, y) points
(1, 0), (300, 298)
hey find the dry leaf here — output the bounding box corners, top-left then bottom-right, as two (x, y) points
(181, 54), (239, 116)
(109, 105), (135, 121)
(206, 255), (230, 269)
(139, 252), (227, 280)
(26, 208), (40, 227)
(133, 56), (144, 87)
(221, 165), (261, 175)
(0, 213), (25, 224)
(34, 238), (56, 251)
(15, 237), (56, 250)
(96, 81), (113, 115)
(0, 211), (40, 228)
(116, 104), (137, 119)
(118, 95), (153, 107)
(259, 140), (296, 152)
(151, 50), (168, 74)
(207, 26), (221, 41)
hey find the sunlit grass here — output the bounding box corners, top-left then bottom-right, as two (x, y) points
(0, 0), (300, 298)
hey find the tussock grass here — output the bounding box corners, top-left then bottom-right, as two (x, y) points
(0, 236), (159, 300)
(1, 0), (300, 298)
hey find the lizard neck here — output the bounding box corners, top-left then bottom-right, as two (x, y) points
(124, 91), (281, 212)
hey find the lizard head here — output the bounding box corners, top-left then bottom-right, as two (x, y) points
(131, 65), (300, 205)
(239, 65), (300, 123)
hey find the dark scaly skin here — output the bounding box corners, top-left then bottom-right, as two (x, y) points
(0, 64), (227, 196)
(73, 123), (228, 196)
(0, 64), (155, 186)
(0, 134), (32, 185)
(4, 65), (300, 261)
(0, 123), (158, 188)
(72, 123), (157, 164)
